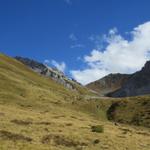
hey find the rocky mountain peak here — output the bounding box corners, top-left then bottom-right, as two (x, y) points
(109, 60), (150, 97)
(15, 56), (79, 90)
(141, 60), (150, 74)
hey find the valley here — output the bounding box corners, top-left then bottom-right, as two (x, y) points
(0, 53), (150, 150)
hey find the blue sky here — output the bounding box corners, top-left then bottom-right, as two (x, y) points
(1, 0), (150, 84)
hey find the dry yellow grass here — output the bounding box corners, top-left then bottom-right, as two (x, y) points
(0, 53), (150, 150)
(0, 102), (150, 150)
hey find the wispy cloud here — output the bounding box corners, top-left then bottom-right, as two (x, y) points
(44, 59), (50, 64)
(70, 44), (85, 49)
(88, 33), (108, 50)
(69, 33), (85, 49)
(51, 60), (66, 73)
(69, 33), (78, 41)
(64, 0), (72, 5)
(71, 21), (150, 85)
(44, 59), (66, 73)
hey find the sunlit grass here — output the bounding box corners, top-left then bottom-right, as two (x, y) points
(0, 53), (150, 150)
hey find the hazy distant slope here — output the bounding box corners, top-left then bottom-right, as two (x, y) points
(86, 73), (130, 96)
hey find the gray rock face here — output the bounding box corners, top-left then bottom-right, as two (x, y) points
(15, 56), (46, 73)
(110, 61), (150, 97)
(15, 56), (77, 90)
(86, 73), (130, 96)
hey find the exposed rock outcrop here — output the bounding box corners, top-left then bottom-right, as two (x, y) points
(15, 56), (78, 90)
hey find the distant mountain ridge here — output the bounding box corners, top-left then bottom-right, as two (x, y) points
(15, 56), (80, 90)
(87, 61), (150, 97)
(86, 73), (130, 96)
(109, 61), (150, 97)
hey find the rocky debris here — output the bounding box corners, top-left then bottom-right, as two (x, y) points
(86, 73), (130, 96)
(109, 61), (150, 97)
(15, 56), (77, 90)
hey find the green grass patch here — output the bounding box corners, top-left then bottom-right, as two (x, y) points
(91, 125), (104, 133)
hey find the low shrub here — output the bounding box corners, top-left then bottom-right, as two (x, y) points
(91, 125), (104, 133)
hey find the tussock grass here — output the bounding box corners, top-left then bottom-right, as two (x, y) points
(107, 96), (150, 127)
(91, 125), (104, 133)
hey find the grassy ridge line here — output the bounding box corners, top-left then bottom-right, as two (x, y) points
(0, 53), (96, 107)
(0, 53), (72, 92)
(0, 53), (79, 107)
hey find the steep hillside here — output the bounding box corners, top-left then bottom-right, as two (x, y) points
(107, 96), (150, 128)
(0, 53), (150, 150)
(109, 61), (150, 97)
(86, 73), (130, 96)
(15, 56), (81, 90)
(0, 53), (77, 106)
(0, 54), (95, 108)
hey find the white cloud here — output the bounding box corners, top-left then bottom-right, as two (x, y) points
(69, 33), (77, 41)
(71, 21), (150, 85)
(51, 60), (66, 73)
(71, 69), (109, 85)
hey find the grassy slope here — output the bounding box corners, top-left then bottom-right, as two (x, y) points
(107, 95), (150, 127)
(0, 54), (150, 150)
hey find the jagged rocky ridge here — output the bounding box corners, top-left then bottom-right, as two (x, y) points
(86, 73), (130, 96)
(109, 61), (150, 97)
(15, 56), (80, 90)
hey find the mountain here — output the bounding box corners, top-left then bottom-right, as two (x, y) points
(0, 53), (150, 150)
(15, 56), (81, 90)
(86, 73), (130, 96)
(109, 61), (150, 97)
(0, 54), (77, 104)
